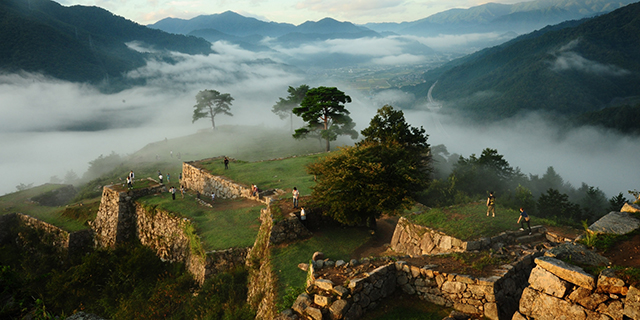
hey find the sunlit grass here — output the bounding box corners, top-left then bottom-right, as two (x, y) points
(407, 203), (524, 240)
(271, 226), (373, 301)
(0, 184), (90, 232)
(137, 192), (263, 250)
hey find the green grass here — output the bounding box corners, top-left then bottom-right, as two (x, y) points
(0, 184), (91, 232)
(197, 152), (330, 196)
(407, 203), (525, 241)
(271, 226), (373, 300)
(360, 294), (450, 320)
(137, 192), (262, 250)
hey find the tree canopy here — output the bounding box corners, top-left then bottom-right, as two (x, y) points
(272, 85), (309, 132)
(307, 105), (431, 229)
(192, 89), (234, 130)
(292, 86), (358, 152)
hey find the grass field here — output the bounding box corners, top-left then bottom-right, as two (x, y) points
(196, 153), (330, 197)
(271, 226), (373, 302)
(137, 191), (263, 250)
(407, 203), (526, 241)
(0, 184), (92, 232)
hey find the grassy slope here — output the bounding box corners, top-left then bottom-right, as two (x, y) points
(407, 203), (525, 241)
(0, 184), (91, 232)
(137, 192), (263, 250)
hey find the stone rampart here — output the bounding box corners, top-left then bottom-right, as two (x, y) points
(514, 256), (638, 320)
(282, 251), (542, 320)
(271, 214), (313, 245)
(246, 206), (279, 320)
(391, 217), (547, 256)
(182, 161), (251, 200)
(0, 212), (93, 259)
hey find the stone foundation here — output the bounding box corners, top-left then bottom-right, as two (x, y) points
(391, 217), (547, 256)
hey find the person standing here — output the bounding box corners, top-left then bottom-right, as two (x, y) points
(517, 208), (532, 234)
(486, 192), (496, 217)
(127, 175), (132, 189)
(171, 186), (176, 200)
(159, 172), (163, 184)
(300, 207), (306, 227)
(211, 192), (215, 203)
(224, 157), (230, 170)
(167, 173), (170, 183)
(129, 170), (135, 184)
(292, 187), (300, 208)
(180, 185), (185, 199)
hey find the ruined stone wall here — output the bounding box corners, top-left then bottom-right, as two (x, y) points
(246, 206), (279, 320)
(514, 256), (638, 320)
(182, 161), (251, 200)
(270, 215), (313, 245)
(285, 252), (542, 320)
(390, 217), (547, 256)
(0, 212), (93, 259)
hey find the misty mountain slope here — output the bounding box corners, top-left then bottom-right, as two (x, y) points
(365, 0), (637, 36)
(406, 2), (640, 123)
(0, 0), (213, 86)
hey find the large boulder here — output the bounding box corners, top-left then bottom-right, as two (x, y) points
(588, 211), (640, 235)
(535, 256), (596, 290)
(544, 242), (609, 266)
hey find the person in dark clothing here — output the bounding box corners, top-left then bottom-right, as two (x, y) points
(224, 157), (230, 169)
(517, 207), (532, 234)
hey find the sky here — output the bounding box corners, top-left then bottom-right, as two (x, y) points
(53, 0), (523, 26)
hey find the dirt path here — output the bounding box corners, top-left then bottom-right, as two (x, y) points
(351, 215), (399, 259)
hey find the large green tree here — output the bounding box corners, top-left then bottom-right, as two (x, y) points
(307, 105), (430, 229)
(272, 84), (309, 132)
(292, 86), (358, 152)
(192, 89), (234, 130)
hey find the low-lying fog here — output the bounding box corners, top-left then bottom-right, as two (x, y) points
(1, 38), (638, 199)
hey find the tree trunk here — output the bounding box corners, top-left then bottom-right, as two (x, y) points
(325, 138), (330, 152)
(210, 109), (216, 130)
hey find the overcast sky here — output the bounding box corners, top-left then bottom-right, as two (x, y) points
(53, 0), (523, 26)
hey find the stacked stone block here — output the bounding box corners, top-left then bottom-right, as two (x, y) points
(514, 256), (638, 320)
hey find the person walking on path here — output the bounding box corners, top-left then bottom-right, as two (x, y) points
(129, 170), (135, 185)
(224, 157), (230, 170)
(517, 208), (532, 234)
(170, 186), (176, 200)
(486, 192), (496, 217)
(126, 175), (133, 189)
(292, 187), (300, 208)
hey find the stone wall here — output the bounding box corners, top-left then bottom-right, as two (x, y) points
(246, 206), (279, 320)
(283, 251), (542, 320)
(91, 181), (249, 284)
(514, 256), (638, 320)
(0, 212), (93, 259)
(391, 217), (547, 256)
(182, 161), (251, 200)
(270, 214), (313, 245)
(91, 181), (166, 248)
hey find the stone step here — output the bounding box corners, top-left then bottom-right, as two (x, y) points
(516, 233), (546, 244)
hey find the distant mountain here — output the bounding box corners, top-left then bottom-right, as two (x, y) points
(151, 11), (297, 37)
(403, 2), (640, 132)
(150, 13), (381, 48)
(0, 0), (213, 87)
(364, 0), (638, 36)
